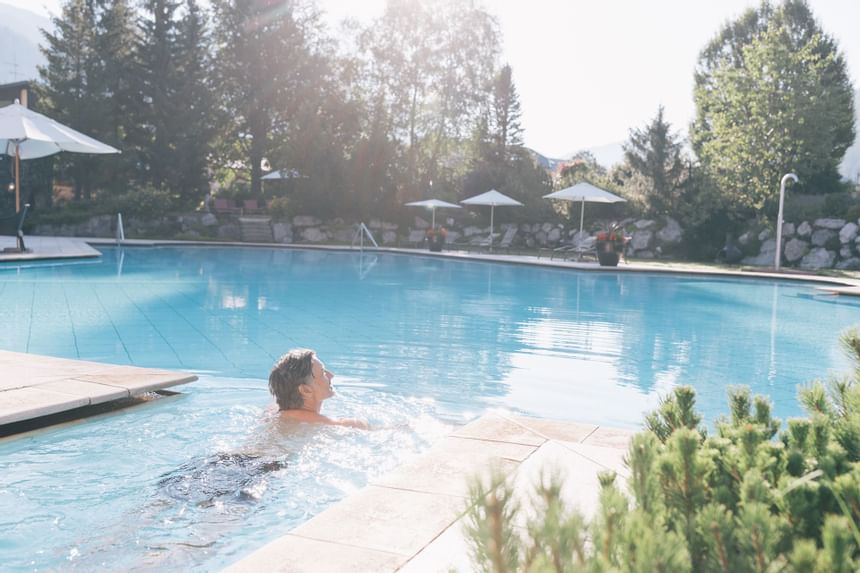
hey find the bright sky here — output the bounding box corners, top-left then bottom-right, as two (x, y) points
(11, 0), (860, 158)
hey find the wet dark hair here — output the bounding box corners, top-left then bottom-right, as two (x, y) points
(268, 349), (315, 410)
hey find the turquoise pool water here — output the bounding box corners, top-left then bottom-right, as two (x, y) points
(2, 246), (860, 570)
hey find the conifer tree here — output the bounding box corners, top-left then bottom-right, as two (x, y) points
(136, 0), (213, 203)
(211, 0), (327, 196)
(173, 0), (215, 202)
(38, 0), (101, 200)
(136, 0), (181, 192)
(490, 64), (523, 164)
(464, 328), (860, 571)
(622, 106), (687, 217)
(39, 0), (139, 199)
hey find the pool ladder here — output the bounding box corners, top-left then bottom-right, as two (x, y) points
(351, 222), (379, 251)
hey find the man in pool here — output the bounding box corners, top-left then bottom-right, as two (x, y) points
(269, 349), (369, 429)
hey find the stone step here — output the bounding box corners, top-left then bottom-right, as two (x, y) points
(239, 217), (274, 242)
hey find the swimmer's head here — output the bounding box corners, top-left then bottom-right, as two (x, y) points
(269, 349), (334, 410)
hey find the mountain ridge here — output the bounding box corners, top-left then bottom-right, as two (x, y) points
(0, 2), (49, 85)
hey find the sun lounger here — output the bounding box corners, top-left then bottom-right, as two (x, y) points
(213, 198), (241, 214)
(0, 203), (29, 253)
(242, 199), (265, 214)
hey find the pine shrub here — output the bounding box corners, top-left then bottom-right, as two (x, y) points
(464, 329), (860, 572)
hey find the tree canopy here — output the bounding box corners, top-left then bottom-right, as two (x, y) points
(690, 0), (855, 218)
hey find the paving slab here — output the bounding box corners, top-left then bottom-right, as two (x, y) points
(224, 414), (642, 573)
(0, 386), (91, 423)
(372, 436), (536, 497)
(38, 379), (130, 404)
(0, 350), (197, 426)
(221, 535), (406, 573)
(450, 412), (547, 446)
(291, 485), (465, 557)
(506, 414), (599, 442)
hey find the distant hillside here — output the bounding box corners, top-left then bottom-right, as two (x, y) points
(0, 3), (49, 84)
(529, 141), (625, 174)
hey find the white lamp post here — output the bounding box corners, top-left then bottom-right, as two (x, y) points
(774, 173), (798, 271)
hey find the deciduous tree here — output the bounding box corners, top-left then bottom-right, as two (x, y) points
(690, 0), (855, 217)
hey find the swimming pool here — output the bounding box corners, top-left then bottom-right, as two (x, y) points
(1, 246), (859, 570)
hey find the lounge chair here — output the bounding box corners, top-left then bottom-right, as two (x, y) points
(213, 198), (241, 214)
(561, 235), (597, 261)
(406, 229), (427, 248)
(0, 203), (30, 253)
(538, 235), (596, 260)
(472, 227), (517, 253)
(242, 199), (265, 214)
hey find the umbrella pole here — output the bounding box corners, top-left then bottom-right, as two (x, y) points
(489, 205), (495, 251)
(578, 199), (586, 260)
(15, 144), (21, 213)
(431, 208), (436, 228)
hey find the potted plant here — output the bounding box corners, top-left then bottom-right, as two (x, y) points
(595, 223), (626, 266)
(425, 226), (447, 252)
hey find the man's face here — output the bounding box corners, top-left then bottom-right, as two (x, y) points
(306, 357), (335, 401)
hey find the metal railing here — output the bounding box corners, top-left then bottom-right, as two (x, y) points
(351, 222), (379, 251)
(116, 213), (125, 246)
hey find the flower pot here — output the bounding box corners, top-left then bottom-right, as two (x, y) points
(428, 234), (444, 252)
(596, 240), (620, 267)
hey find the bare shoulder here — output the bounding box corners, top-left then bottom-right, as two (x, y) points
(335, 418), (370, 430)
(280, 410), (368, 430)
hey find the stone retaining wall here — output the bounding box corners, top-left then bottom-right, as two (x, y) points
(30, 213), (686, 259)
(28, 211), (860, 270)
(740, 218), (860, 270)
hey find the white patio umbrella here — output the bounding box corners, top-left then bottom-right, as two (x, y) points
(460, 189), (523, 248)
(0, 100), (120, 213)
(543, 182), (626, 240)
(404, 198), (461, 228)
(261, 168), (306, 180)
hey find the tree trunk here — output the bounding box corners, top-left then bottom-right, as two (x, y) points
(249, 109), (266, 196)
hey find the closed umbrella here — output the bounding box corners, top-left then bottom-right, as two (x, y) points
(460, 189), (523, 249)
(404, 198), (461, 228)
(0, 100), (120, 213)
(543, 182), (625, 240)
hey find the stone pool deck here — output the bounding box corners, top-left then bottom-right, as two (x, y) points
(2, 235), (859, 294)
(0, 235), (101, 262)
(0, 350), (197, 426)
(223, 413), (634, 573)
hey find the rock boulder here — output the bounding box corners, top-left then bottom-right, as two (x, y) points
(293, 215), (321, 227)
(272, 222), (292, 243)
(630, 230), (654, 251)
(836, 258), (860, 270)
(811, 229), (837, 247)
(301, 227), (327, 242)
(657, 217), (683, 244)
(783, 238), (809, 263)
(799, 247), (836, 269)
(814, 218), (846, 230)
(840, 222), (859, 244)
